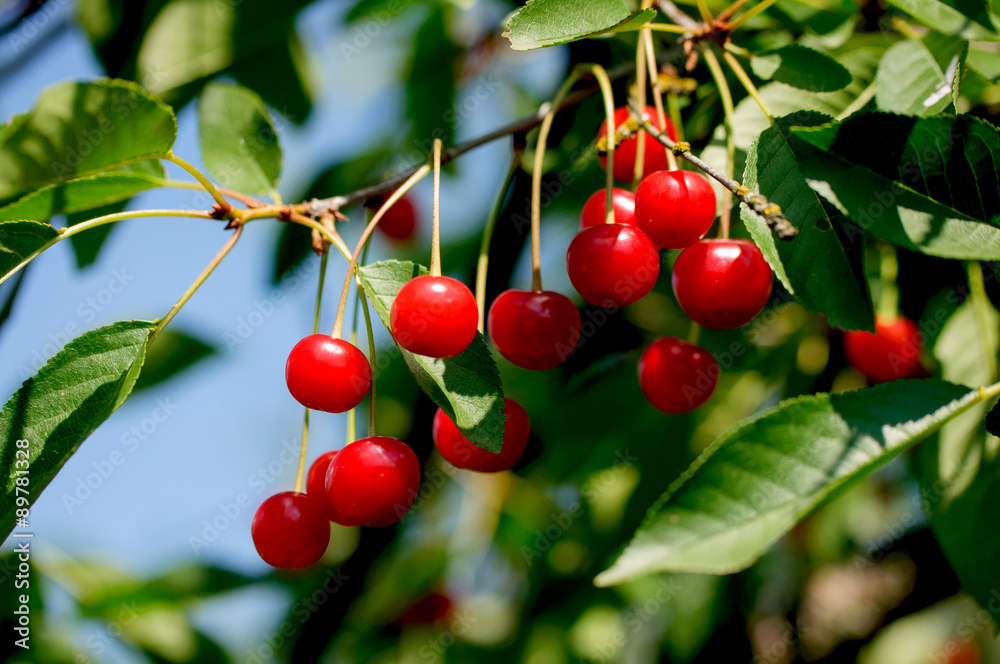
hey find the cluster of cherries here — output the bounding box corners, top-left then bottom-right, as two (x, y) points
(250, 105), (923, 569)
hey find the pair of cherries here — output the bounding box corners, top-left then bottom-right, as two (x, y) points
(252, 436), (420, 568)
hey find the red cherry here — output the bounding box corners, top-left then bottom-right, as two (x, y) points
(251, 492), (330, 568)
(488, 290), (581, 370)
(671, 239), (772, 329)
(390, 275), (478, 358)
(638, 337), (719, 413)
(843, 316), (923, 384)
(285, 335), (371, 413)
(580, 188), (637, 229)
(635, 170), (717, 248)
(326, 436), (421, 526)
(433, 398), (530, 472)
(566, 223), (660, 307)
(375, 193), (417, 242)
(597, 105), (678, 182)
(306, 451), (357, 527)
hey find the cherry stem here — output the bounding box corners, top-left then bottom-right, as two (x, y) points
(633, 106), (797, 239)
(0, 209), (215, 287)
(161, 152), (233, 214)
(160, 179), (265, 208)
(687, 321), (702, 345)
(431, 139), (443, 278)
(968, 261), (997, 381)
(331, 164), (432, 339)
(877, 242), (900, 322)
(634, 9), (650, 189)
(695, 0), (714, 23)
(728, 0), (781, 29)
(643, 28), (678, 172)
(718, 0), (753, 21)
(476, 152), (521, 332)
(701, 46), (736, 239)
(293, 251), (330, 493)
(347, 240), (371, 446)
(358, 280), (377, 436)
(149, 224), (243, 347)
(722, 49), (774, 122)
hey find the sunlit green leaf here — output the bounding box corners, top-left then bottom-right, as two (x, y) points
(504, 0), (655, 50)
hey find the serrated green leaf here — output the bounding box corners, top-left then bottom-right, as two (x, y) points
(917, 298), (1000, 624)
(133, 329), (215, 392)
(503, 0), (655, 50)
(596, 379), (996, 585)
(0, 79), (176, 204)
(0, 321), (155, 538)
(750, 45), (852, 92)
(1, 220), (59, 281)
(0, 163), (165, 223)
(356, 260), (505, 452)
(876, 33), (967, 116)
(742, 112), (873, 330)
(791, 113), (1000, 259)
(887, 0), (998, 40)
(198, 82), (282, 194)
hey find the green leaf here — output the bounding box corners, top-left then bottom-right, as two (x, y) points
(0, 163), (165, 223)
(967, 46), (1000, 82)
(791, 113), (1000, 259)
(750, 45), (852, 92)
(0, 321), (155, 538)
(356, 260), (505, 452)
(133, 330), (215, 392)
(595, 380), (996, 585)
(875, 33), (967, 116)
(887, 0), (998, 39)
(198, 83), (282, 194)
(0, 79), (176, 204)
(742, 112), (873, 330)
(406, 5), (459, 147)
(1, 220), (58, 281)
(503, 0), (655, 50)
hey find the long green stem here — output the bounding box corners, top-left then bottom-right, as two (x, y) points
(722, 50), (774, 121)
(161, 152), (232, 212)
(701, 47), (736, 238)
(1, 209), (214, 287)
(476, 155), (521, 332)
(293, 251), (329, 494)
(347, 240), (372, 444)
(431, 139), (443, 278)
(729, 0), (781, 28)
(331, 165), (432, 338)
(149, 225), (243, 346)
(877, 243), (900, 321)
(358, 283), (377, 437)
(643, 28), (678, 172)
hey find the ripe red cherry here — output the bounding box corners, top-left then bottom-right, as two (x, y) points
(326, 436), (421, 526)
(433, 398), (530, 472)
(306, 451), (357, 527)
(375, 193), (417, 242)
(635, 170), (717, 248)
(566, 223), (660, 307)
(638, 337), (719, 413)
(488, 290), (581, 370)
(597, 105), (678, 182)
(286, 335), (371, 413)
(672, 239), (772, 329)
(580, 187), (637, 229)
(390, 275), (478, 358)
(251, 492), (330, 568)
(843, 316), (923, 384)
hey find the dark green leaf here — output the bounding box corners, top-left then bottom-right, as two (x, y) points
(0, 162), (165, 223)
(887, 0), (998, 39)
(503, 0), (656, 51)
(0, 79), (176, 204)
(0, 220), (58, 282)
(406, 5), (459, 147)
(875, 33), (967, 116)
(791, 113), (1000, 259)
(741, 112), (873, 330)
(77, 565), (255, 615)
(198, 82), (282, 194)
(596, 380), (995, 584)
(133, 330), (215, 392)
(750, 45), (852, 92)
(0, 321), (155, 538)
(356, 260), (505, 452)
